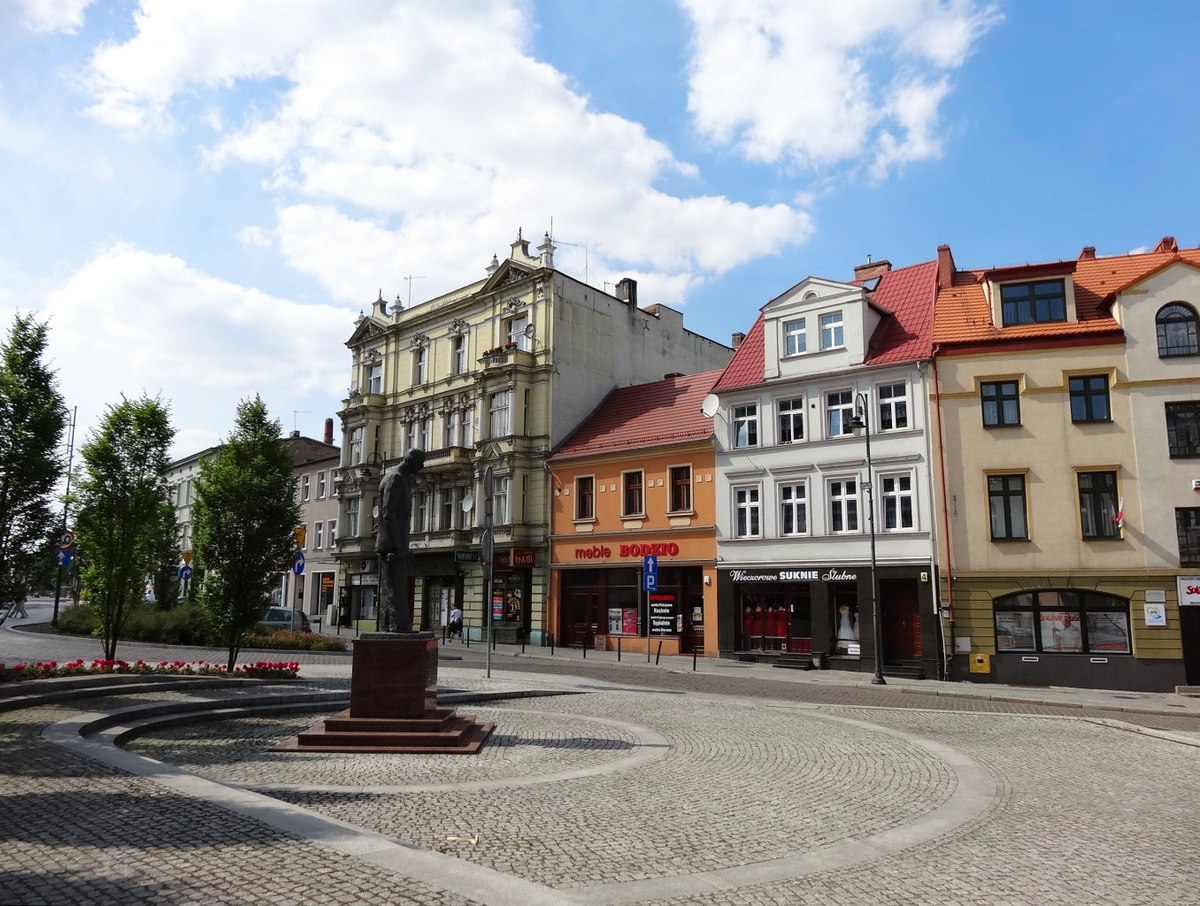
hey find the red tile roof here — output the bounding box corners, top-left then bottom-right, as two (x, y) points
(712, 259), (939, 392)
(933, 245), (1200, 346)
(552, 370), (723, 459)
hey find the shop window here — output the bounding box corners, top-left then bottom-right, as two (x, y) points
(993, 589), (1130, 654)
(1156, 303), (1199, 357)
(981, 380), (1021, 427)
(575, 475), (595, 520)
(668, 465), (692, 514)
(777, 397), (804, 444)
(1166, 401), (1200, 458)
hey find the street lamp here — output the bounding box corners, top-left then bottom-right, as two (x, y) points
(847, 392), (886, 686)
(463, 465), (495, 679)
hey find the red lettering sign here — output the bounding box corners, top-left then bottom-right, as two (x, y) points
(617, 542), (680, 557)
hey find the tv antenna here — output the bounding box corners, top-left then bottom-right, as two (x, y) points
(404, 274), (427, 308)
(293, 410), (310, 433)
(548, 220), (588, 285)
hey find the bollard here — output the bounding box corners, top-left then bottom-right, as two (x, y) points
(549, 632), (555, 656)
(617, 635), (622, 662)
(583, 636), (587, 658)
(655, 640), (663, 665)
(693, 645), (698, 671)
(466, 626), (470, 648)
(521, 635), (526, 655)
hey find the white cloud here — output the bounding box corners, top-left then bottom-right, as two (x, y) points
(10, 0), (94, 32)
(20, 244), (349, 455)
(82, 0), (813, 309)
(680, 0), (1001, 176)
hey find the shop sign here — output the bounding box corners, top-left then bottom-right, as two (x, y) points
(350, 573), (379, 586)
(649, 593), (675, 636)
(1179, 576), (1200, 607)
(728, 567), (859, 583)
(320, 575), (334, 591)
(573, 542), (681, 560)
(495, 548), (534, 569)
(453, 550), (479, 564)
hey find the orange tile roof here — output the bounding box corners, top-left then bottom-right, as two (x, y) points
(712, 259), (938, 392)
(933, 246), (1200, 346)
(552, 370), (723, 459)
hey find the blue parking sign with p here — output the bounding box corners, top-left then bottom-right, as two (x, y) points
(643, 554), (657, 591)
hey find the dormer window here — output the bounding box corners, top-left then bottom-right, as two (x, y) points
(819, 312), (844, 349)
(1156, 303), (1199, 357)
(1000, 279), (1066, 326)
(784, 318), (806, 356)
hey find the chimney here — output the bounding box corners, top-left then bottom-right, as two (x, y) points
(937, 244), (956, 290)
(615, 277), (638, 307)
(853, 256), (892, 282)
(664, 372), (683, 380)
(731, 331), (746, 349)
(290, 430), (300, 438)
(324, 418), (334, 446)
(1078, 246), (1096, 260)
(1154, 236), (1179, 254)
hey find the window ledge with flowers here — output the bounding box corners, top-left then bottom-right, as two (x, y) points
(481, 342), (519, 361)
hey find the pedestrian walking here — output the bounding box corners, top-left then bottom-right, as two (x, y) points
(449, 604), (463, 641)
(10, 597), (29, 619)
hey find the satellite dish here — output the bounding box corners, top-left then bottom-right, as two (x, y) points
(371, 505), (380, 519)
(462, 493), (475, 512)
(701, 393), (720, 418)
(524, 322), (536, 339)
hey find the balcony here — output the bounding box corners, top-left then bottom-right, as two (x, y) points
(421, 446), (475, 471)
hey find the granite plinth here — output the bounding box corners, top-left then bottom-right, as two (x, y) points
(350, 633), (437, 719)
(273, 707), (495, 753)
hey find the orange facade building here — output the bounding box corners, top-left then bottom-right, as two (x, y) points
(548, 372), (722, 657)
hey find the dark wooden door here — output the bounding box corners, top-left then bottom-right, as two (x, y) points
(563, 591), (599, 648)
(881, 579), (921, 661)
(1182, 606), (1200, 686)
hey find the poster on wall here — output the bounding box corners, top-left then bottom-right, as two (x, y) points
(608, 608), (623, 634)
(1179, 576), (1200, 607)
(622, 608), (639, 635)
(1143, 603), (1167, 627)
(649, 593), (675, 636)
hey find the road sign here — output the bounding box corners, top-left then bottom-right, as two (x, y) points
(293, 551), (305, 576)
(181, 551), (193, 565)
(178, 565), (192, 581)
(643, 554), (658, 591)
(56, 549), (73, 567)
(60, 530), (75, 549)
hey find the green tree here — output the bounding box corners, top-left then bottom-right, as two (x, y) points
(74, 397), (174, 659)
(149, 499), (181, 608)
(0, 315), (68, 611)
(194, 396), (298, 670)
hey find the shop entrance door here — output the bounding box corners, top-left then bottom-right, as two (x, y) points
(881, 578), (921, 661)
(564, 591), (599, 648)
(1182, 606), (1200, 686)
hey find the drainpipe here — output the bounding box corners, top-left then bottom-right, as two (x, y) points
(932, 347), (955, 680)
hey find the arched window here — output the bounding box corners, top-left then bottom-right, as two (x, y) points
(993, 589), (1130, 654)
(1156, 302), (1199, 357)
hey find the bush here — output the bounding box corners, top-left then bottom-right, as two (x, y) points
(241, 629), (347, 652)
(0, 658), (300, 682)
(56, 603), (99, 636)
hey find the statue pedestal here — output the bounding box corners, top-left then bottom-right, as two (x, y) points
(274, 632), (494, 754)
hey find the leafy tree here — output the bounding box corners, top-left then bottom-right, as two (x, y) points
(74, 397), (174, 660)
(0, 315), (68, 611)
(194, 396), (299, 670)
(149, 500), (181, 608)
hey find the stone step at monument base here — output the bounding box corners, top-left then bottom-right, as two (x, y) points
(272, 708), (495, 754)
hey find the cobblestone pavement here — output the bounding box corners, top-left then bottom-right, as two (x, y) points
(3, 606), (1200, 905)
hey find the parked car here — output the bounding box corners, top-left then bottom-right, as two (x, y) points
(256, 607), (311, 634)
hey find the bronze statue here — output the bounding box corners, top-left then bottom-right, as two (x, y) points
(375, 448), (425, 633)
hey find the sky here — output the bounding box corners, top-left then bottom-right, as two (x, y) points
(1, 0), (1198, 458)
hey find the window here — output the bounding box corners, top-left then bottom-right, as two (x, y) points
(877, 383), (908, 430)
(669, 465), (692, 513)
(779, 482), (807, 535)
(440, 488), (454, 531)
(826, 390), (854, 438)
(1069, 375), (1110, 423)
(981, 380), (1021, 427)
(314, 522), (323, 550)
(1078, 471), (1120, 539)
(819, 311), (844, 349)
(345, 498), (360, 538)
(349, 427), (364, 465)
(414, 346), (427, 384)
(829, 478), (859, 532)
(734, 486), (761, 538)
(993, 589), (1130, 654)
(459, 405), (474, 448)
(1156, 303), (1199, 357)
(1166, 402), (1200, 458)
(777, 397), (804, 444)
(733, 404), (758, 448)
(506, 314), (529, 350)
(575, 476), (595, 520)
(317, 471), (326, 499)
(328, 519), (337, 544)
(444, 409), (459, 448)
(301, 475), (310, 502)
(489, 390), (511, 437)
(622, 470), (644, 516)
(452, 334), (467, 374)
(1000, 279), (1066, 325)
(413, 491), (427, 533)
(419, 415), (432, 450)
(493, 477), (510, 524)
(880, 473), (914, 530)
(368, 362), (383, 394)
(784, 319), (806, 355)
(405, 420), (417, 452)
(988, 474), (1027, 540)
(1177, 507), (1200, 567)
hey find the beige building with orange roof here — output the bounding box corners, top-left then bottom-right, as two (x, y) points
(931, 237), (1200, 691)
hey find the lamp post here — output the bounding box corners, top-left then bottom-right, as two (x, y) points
(848, 393), (886, 685)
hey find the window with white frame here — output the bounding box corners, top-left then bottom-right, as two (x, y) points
(828, 478), (859, 532)
(493, 476), (511, 524)
(506, 314), (529, 350)
(414, 346), (428, 385)
(345, 498), (360, 538)
(368, 362), (383, 394)
(405, 420), (417, 452)
(444, 408), (459, 448)
(734, 486), (761, 538)
(877, 383), (908, 430)
(301, 475), (310, 501)
(779, 482), (808, 536)
(880, 473), (915, 530)
(733, 404), (759, 448)
(420, 415), (432, 450)
(820, 311), (844, 349)
(452, 334), (467, 374)
(349, 427), (364, 465)
(489, 390), (511, 437)
(328, 519), (337, 544)
(826, 390), (854, 438)
(317, 471), (326, 499)
(778, 397), (804, 444)
(453, 487), (467, 528)
(784, 318), (806, 356)
(460, 405), (475, 447)
(440, 488), (454, 530)
(314, 522), (323, 550)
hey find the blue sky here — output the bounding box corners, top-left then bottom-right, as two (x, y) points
(1, 0), (1197, 456)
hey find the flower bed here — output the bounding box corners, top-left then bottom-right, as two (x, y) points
(0, 658), (301, 682)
